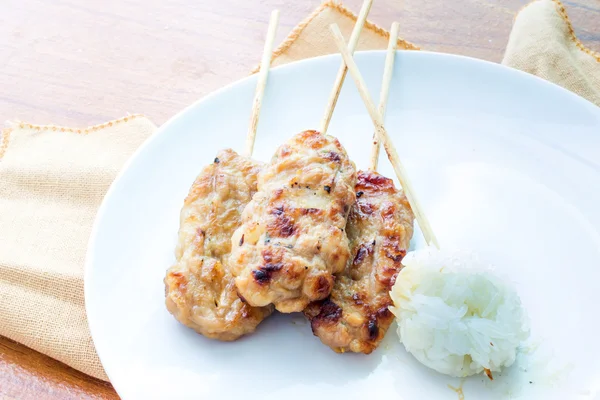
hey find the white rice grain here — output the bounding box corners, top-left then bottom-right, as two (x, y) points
(389, 247), (529, 378)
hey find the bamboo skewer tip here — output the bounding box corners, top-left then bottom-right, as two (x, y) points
(329, 23), (440, 249)
(369, 21), (400, 172)
(244, 10), (280, 157)
(319, 0), (373, 135)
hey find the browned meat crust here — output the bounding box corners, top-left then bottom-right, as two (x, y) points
(164, 149), (273, 341)
(230, 130), (357, 313)
(304, 170), (414, 353)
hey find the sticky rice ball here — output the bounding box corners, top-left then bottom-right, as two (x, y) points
(389, 247), (529, 378)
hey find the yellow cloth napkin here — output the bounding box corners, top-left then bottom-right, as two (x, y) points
(502, 0), (600, 105)
(0, 116), (156, 380)
(0, 0), (598, 382)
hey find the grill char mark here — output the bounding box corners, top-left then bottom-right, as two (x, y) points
(367, 318), (379, 340)
(323, 151), (341, 163)
(358, 202), (374, 215)
(355, 171), (395, 193)
(267, 205), (296, 238)
(300, 208), (321, 215)
(309, 300), (343, 330)
(382, 236), (407, 263)
(252, 263), (283, 284)
(353, 241), (375, 265)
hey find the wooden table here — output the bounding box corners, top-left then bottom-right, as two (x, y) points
(0, 0), (598, 398)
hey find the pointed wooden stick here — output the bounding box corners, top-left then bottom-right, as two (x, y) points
(329, 23), (440, 249)
(370, 22), (400, 172)
(319, 0), (373, 135)
(244, 10), (280, 157)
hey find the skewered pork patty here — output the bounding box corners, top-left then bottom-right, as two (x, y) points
(304, 170), (414, 353)
(165, 149), (273, 341)
(230, 130), (357, 313)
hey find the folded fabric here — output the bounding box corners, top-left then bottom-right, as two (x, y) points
(502, 0), (599, 105)
(0, 0), (597, 382)
(0, 116), (156, 380)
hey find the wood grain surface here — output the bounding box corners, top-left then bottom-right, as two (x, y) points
(0, 0), (598, 398)
(0, 336), (117, 400)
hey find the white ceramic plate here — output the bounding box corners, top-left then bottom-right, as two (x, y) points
(85, 51), (600, 400)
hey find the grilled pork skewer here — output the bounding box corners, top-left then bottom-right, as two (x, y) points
(227, 0), (373, 314)
(305, 23), (415, 353)
(305, 170), (413, 352)
(165, 150), (272, 340)
(164, 11), (279, 340)
(230, 130), (357, 313)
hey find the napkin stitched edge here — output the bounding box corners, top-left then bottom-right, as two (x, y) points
(519, 0), (600, 63)
(0, 113), (147, 161)
(0, 127), (12, 160)
(551, 0), (600, 62)
(251, 0), (421, 74)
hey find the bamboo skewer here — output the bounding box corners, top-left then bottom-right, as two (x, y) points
(244, 10), (280, 157)
(319, 0), (373, 135)
(329, 23), (440, 249)
(369, 22), (400, 172)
